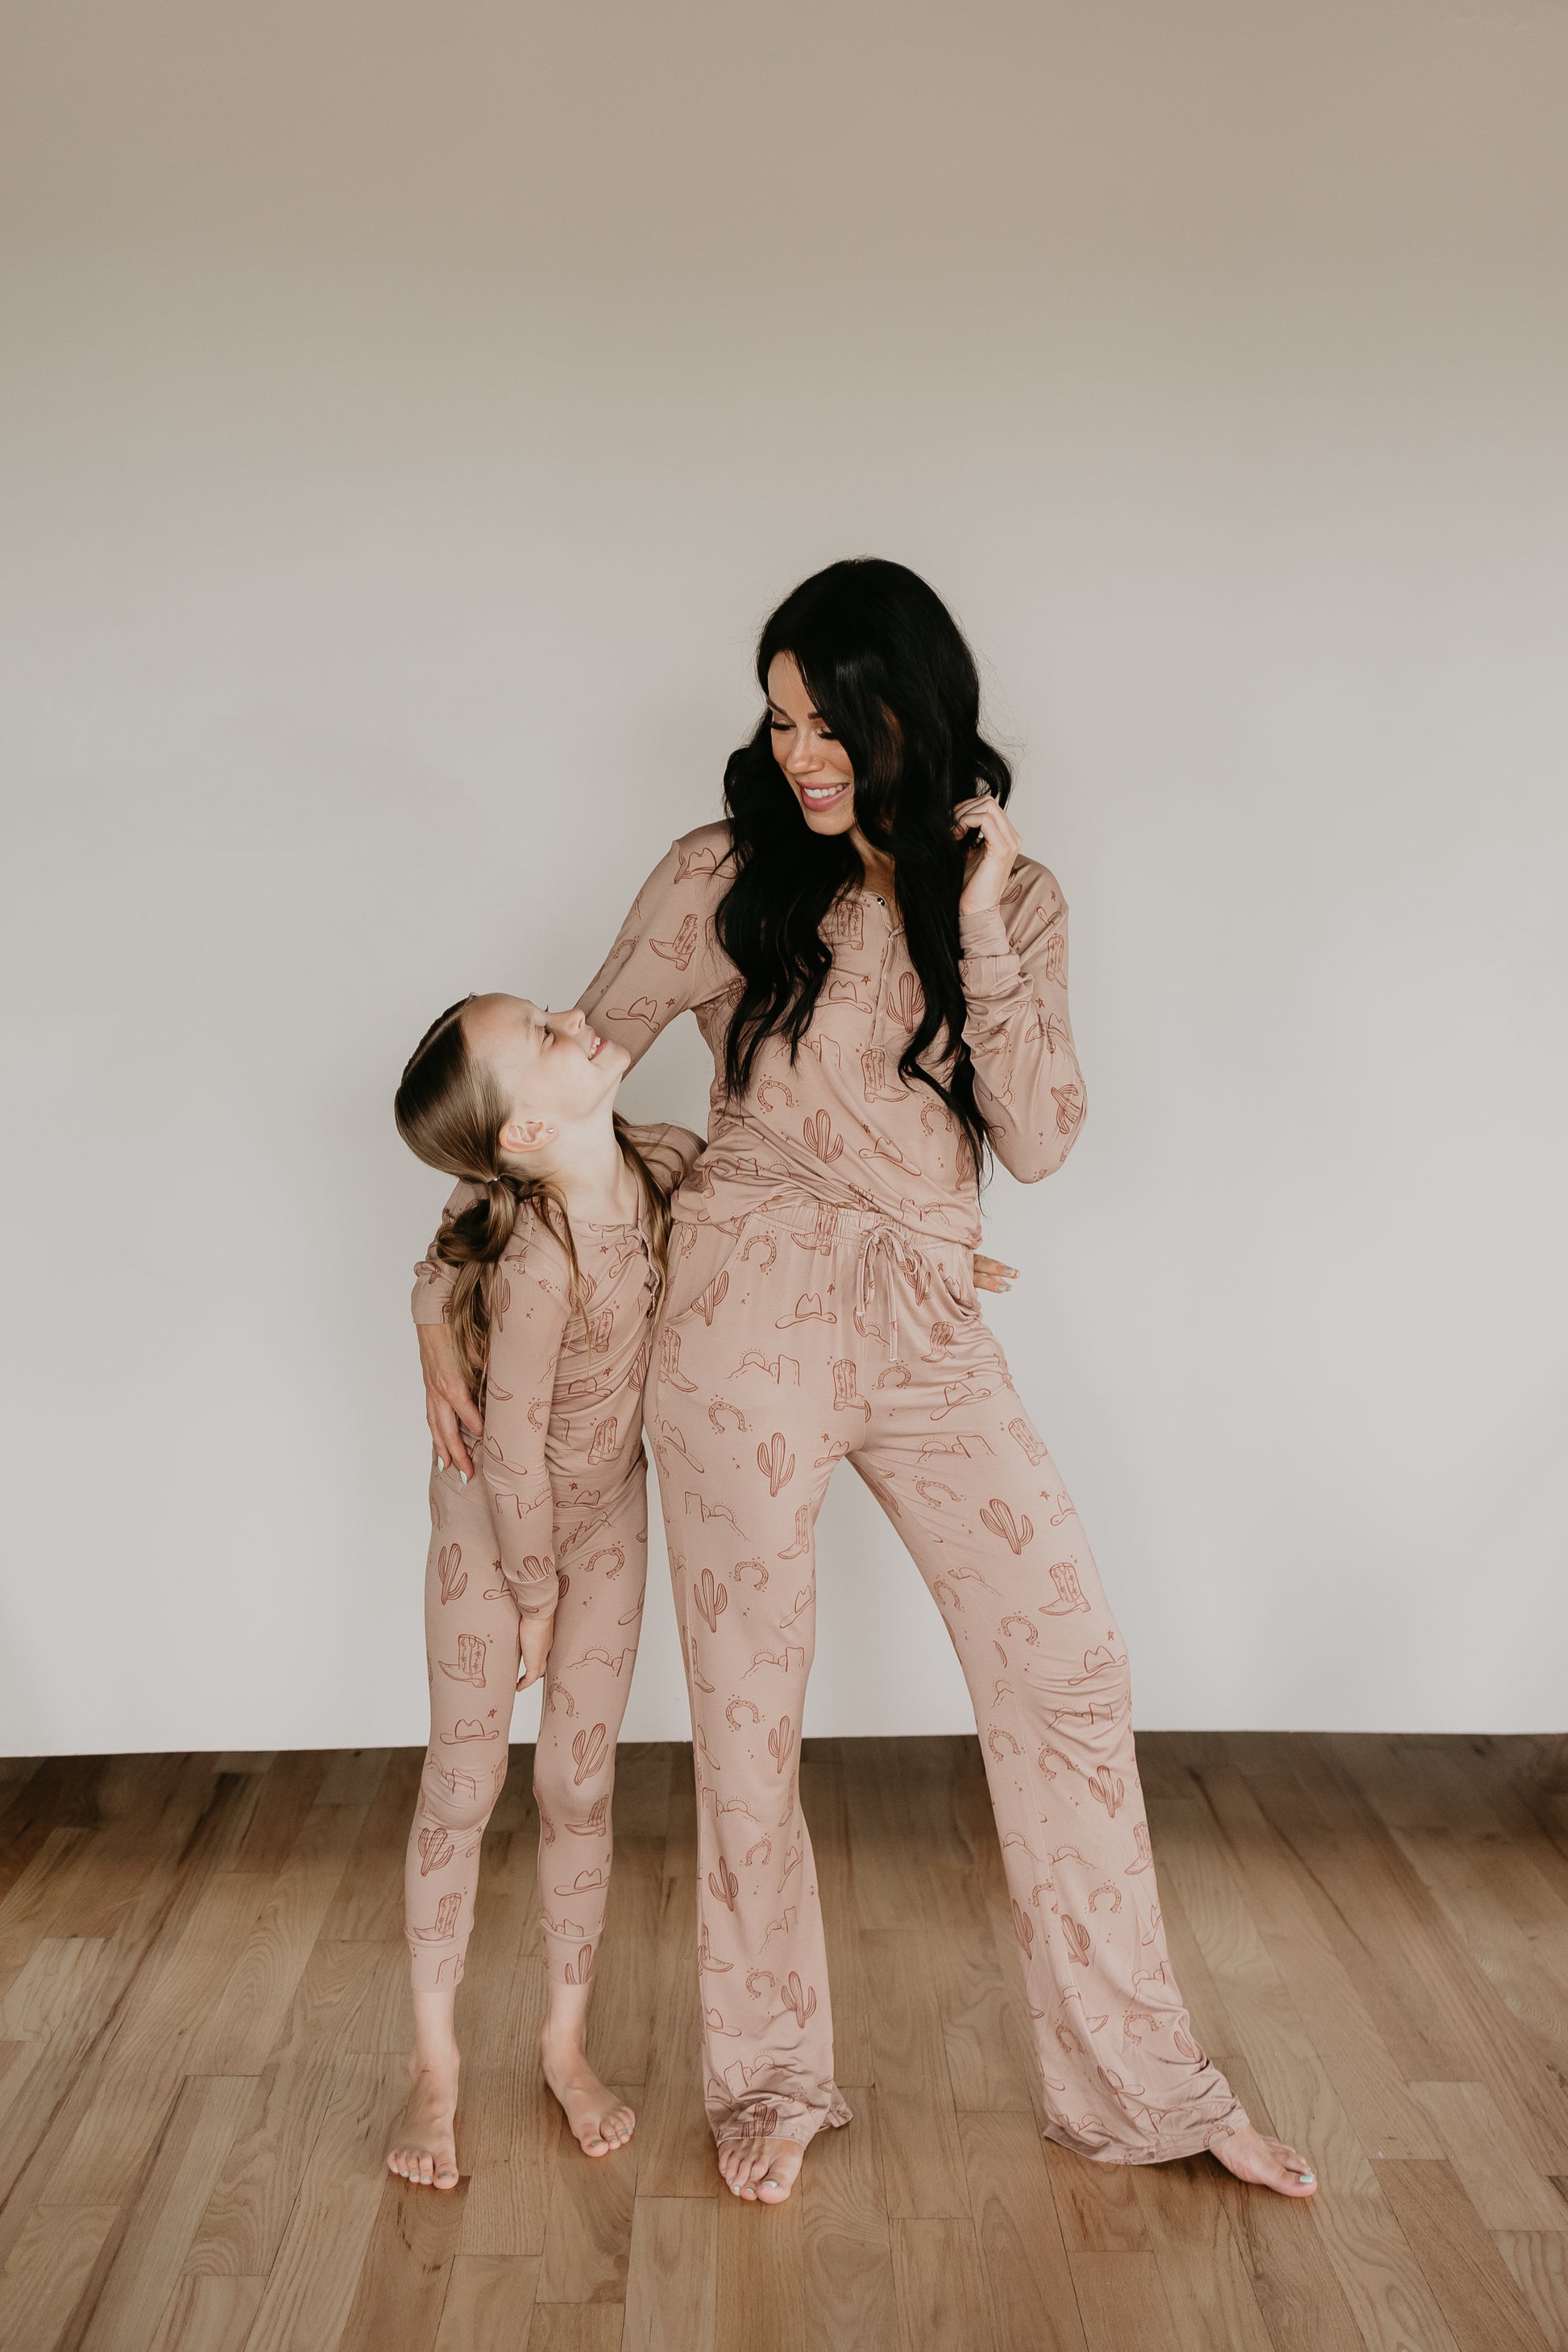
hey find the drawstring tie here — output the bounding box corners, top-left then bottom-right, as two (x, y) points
(854, 1223), (923, 1362)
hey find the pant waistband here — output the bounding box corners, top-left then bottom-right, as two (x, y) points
(673, 1186), (971, 1276)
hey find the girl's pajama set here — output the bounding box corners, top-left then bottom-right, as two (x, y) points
(406, 1123), (699, 1995)
(566, 823), (1249, 2163)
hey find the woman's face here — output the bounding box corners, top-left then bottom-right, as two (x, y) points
(463, 995), (627, 1144)
(767, 653), (857, 836)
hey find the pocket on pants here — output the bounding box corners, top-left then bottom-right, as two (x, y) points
(658, 1217), (750, 1335)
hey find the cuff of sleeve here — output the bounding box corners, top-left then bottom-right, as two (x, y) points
(410, 1289), (448, 1327)
(958, 905), (1014, 960)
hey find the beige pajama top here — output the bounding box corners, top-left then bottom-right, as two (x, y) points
(572, 821), (1086, 1238)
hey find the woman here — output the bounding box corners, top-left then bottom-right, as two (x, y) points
(421, 558), (1315, 2206)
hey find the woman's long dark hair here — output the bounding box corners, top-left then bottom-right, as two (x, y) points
(717, 557), (1011, 1176)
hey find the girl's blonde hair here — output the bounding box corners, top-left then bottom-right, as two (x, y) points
(394, 996), (672, 1400)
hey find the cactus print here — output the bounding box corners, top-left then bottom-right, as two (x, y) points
(405, 1122), (702, 1994)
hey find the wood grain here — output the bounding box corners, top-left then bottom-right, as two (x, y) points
(0, 1734), (1565, 2352)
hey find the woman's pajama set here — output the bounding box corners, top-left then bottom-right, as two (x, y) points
(406, 1123), (699, 1995)
(405, 817), (1248, 2168)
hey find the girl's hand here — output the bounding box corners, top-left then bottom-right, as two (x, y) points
(973, 1253), (1018, 1295)
(419, 1322), (481, 1479)
(517, 1608), (556, 1690)
(953, 791), (1022, 915)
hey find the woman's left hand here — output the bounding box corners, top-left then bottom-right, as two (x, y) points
(954, 792), (1022, 915)
(973, 1253), (1018, 1295)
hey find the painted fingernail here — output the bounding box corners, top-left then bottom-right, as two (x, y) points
(1298, 2171), (1315, 2183)
(435, 1456), (445, 1472)
(459, 1471), (468, 1486)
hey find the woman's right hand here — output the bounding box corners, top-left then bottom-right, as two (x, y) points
(418, 1322), (481, 1479)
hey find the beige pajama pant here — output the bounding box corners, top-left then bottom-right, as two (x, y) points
(646, 1192), (1247, 2162)
(404, 1451), (649, 1993)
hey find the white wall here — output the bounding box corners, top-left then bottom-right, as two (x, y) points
(3, 0), (1566, 1753)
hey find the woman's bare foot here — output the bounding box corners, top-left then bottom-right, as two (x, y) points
(386, 2050), (461, 2189)
(718, 2134), (805, 2204)
(1210, 2123), (1317, 2197)
(540, 2026), (635, 2157)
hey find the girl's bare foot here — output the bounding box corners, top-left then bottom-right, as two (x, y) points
(718, 2134), (805, 2204)
(540, 2027), (636, 2156)
(386, 2051), (461, 2189)
(1211, 2123), (1317, 2196)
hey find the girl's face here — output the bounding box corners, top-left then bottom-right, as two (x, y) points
(462, 995), (628, 1151)
(767, 652), (857, 836)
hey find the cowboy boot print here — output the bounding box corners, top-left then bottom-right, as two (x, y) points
(658, 1325), (699, 1392)
(438, 1632), (488, 1685)
(821, 897), (864, 948)
(1124, 1821), (1155, 1874)
(587, 1413), (618, 1465)
(566, 1794), (612, 1840)
(831, 1359), (871, 1420)
(857, 1046), (908, 1104)
(649, 910), (700, 968)
(1041, 1558), (1092, 1614)
(1007, 1417), (1047, 1466)
(778, 1504), (812, 1559)
(410, 1889), (463, 1943)
(698, 1922), (733, 1972)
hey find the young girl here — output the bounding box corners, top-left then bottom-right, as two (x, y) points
(387, 990), (700, 2188)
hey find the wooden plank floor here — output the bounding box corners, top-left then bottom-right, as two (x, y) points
(2, 1733), (1566, 2352)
